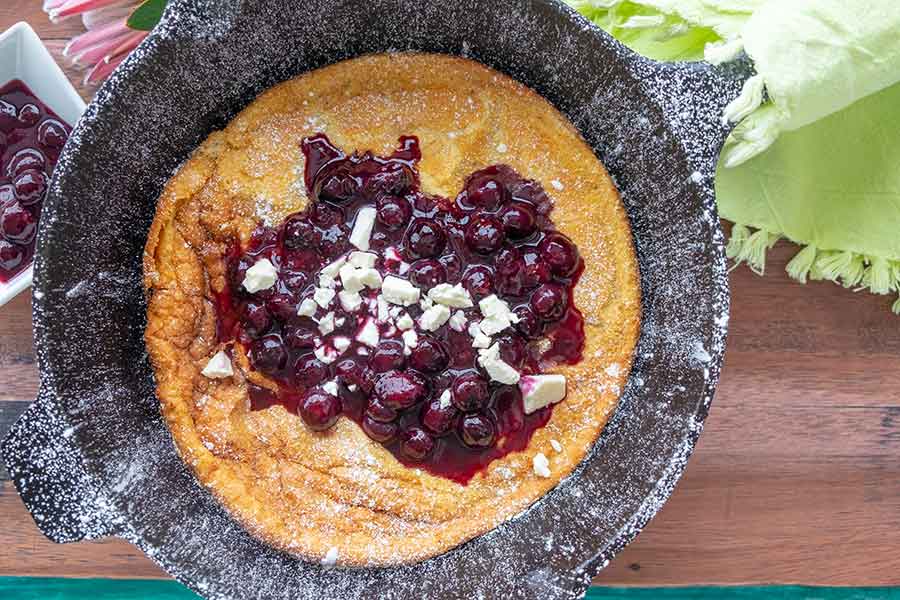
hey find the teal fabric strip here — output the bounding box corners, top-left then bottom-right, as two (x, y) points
(586, 587), (900, 599)
(1, 579), (898, 599)
(0, 578), (199, 599)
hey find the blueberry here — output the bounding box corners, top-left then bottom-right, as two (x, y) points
(405, 218), (446, 259)
(369, 339), (406, 373)
(36, 118), (68, 149)
(420, 397), (458, 435)
(249, 334), (288, 373)
(375, 370), (426, 410)
(499, 203), (536, 238)
(530, 283), (567, 321)
(0, 203), (36, 244)
(293, 354), (328, 388)
(450, 372), (489, 412)
(362, 416), (398, 442)
(409, 336), (449, 373)
(465, 215), (505, 254)
(299, 388), (342, 431)
(409, 259), (446, 288)
(538, 232), (580, 277)
(400, 426), (434, 461)
(0, 240), (24, 272)
(458, 413), (496, 448)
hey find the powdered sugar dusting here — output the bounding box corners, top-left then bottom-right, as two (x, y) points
(2, 0), (745, 599)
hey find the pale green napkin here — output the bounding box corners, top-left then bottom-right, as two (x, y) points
(568, 0), (900, 312)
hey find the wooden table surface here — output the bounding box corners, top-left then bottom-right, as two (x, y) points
(2, 0), (899, 588)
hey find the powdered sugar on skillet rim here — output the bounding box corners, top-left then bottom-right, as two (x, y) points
(9, 1), (746, 599)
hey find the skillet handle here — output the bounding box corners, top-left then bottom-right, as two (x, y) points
(641, 57), (752, 179)
(1, 385), (116, 543)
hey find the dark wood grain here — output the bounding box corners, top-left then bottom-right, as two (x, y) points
(0, 481), (168, 579)
(2, 1), (84, 38)
(0, 402), (27, 481)
(1, 4), (899, 587)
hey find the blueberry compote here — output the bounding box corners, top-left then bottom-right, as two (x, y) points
(0, 80), (72, 283)
(217, 134), (585, 484)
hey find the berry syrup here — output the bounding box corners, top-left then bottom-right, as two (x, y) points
(216, 134), (585, 484)
(0, 80), (72, 283)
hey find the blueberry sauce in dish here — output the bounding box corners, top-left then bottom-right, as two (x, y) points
(215, 134), (585, 484)
(0, 79), (72, 283)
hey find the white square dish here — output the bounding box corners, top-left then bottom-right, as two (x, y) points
(0, 21), (87, 308)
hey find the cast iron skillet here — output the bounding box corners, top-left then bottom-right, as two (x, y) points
(2, 0), (746, 598)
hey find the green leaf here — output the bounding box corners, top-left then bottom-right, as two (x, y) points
(127, 0), (167, 31)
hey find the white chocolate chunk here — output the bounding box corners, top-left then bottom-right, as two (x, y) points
(356, 317), (380, 348)
(382, 276), (420, 306)
(419, 304), (451, 332)
(338, 290), (363, 312)
(468, 322), (491, 349)
(482, 295), (519, 323)
(533, 452), (551, 478)
(349, 206), (377, 251)
(339, 264), (366, 293)
(519, 374), (567, 414)
(376, 295), (391, 323)
(550, 439), (563, 453)
(402, 328), (418, 355)
(333, 336), (351, 353)
(396, 312), (415, 331)
(314, 345), (337, 365)
(322, 380), (340, 396)
(242, 258), (277, 293)
(313, 287), (335, 308)
(449, 310), (467, 332)
(317, 312), (335, 335)
(383, 246), (403, 264)
(322, 547), (339, 568)
(477, 343), (521, 384)
(297, 297), (318, 317)
(319, 255), (347, 284)
(359, 268), (383, 289)
(480, 314), (513, 336)
(348, 251), (377, 269)
(479, 294), (510, 317)
(438, 389), (452, 409)
(478, 294), (517, 335)
(201, 350), (233, 379)
(427, 282), (473, 308)
(473, 334), (491, 349)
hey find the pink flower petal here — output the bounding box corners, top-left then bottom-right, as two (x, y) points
(63, 19), (130, 57)
(52, 0), (146, 84)
(104, 30), (146, 62)
(85, 52), (125, 85)
(71, 31), (133, 66)
(44, 0), (68, 11)
(83, 4), (138, 30)
(50, 0), (128, 21)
